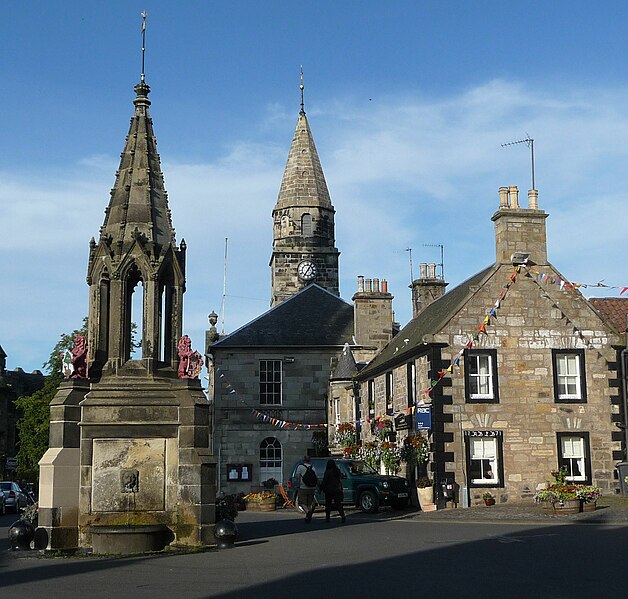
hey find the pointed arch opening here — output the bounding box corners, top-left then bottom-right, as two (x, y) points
(96, 270), (111, 369)
(124, 264), (144, 361)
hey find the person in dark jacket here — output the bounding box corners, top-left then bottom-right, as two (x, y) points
(320, 459), (346, 523)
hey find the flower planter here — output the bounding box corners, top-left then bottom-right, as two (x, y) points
(417, 486), (434, 510)
(245, 498), (276, 512)
(581, 501), (597, 512)
(542, 499), (581, 514)
(484, 498), (495, 506)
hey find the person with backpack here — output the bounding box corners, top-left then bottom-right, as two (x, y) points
(295, 456), (318, 522)
(320, 459), (346, 523)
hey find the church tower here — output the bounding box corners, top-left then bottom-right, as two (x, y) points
(86, 80), (185, 377)
(270, 76), (340, 306)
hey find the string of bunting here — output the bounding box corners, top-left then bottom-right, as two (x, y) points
(419, 265), (523, 399)
(216, 368), (328, 430)
(524, 268), (628, 295)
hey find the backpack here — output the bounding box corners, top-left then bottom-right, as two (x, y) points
(302, 464), (318, 487)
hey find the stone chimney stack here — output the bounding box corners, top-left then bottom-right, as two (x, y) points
(353, 276), (394, 350)
(491, 185), (548, 265)
(410, 263), (448, 319)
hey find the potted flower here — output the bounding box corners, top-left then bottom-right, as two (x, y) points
(416, 476), (434, 510)
(575, 485), (601, 512)
(533, 467), (587, 514)
(482, 492), (495, 506)
(243, 492), (277, 512)
(400, 434), (429, 466)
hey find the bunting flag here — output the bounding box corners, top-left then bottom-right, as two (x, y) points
(215, 367), (328, 429)
(524, 266), (628, 295)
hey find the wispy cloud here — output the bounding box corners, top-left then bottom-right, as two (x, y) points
(2, 79), (627, 371)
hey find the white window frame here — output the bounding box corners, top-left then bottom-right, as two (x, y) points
(555, 353), (582, 400)
(469, 437), (499, 485)
(559, 435), (587, 482)
(259, 437), (283, 484)
(259, 359), (282, 405)
(465, 350), (497, 401)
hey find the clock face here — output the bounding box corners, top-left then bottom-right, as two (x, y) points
(297, 260), (317, 282)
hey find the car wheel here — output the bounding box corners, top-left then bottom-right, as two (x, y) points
(359, 490), (379, 513)
(392, 498), (409, 510)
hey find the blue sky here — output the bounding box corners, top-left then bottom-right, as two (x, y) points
(2, 1), (628, 373)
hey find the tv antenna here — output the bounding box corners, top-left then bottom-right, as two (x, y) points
(501, 134), (535, 190)
(423, 243), (445, 280)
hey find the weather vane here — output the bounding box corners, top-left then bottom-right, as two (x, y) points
(140, 10), (148, 83)
(299, 65), (305, 114)
(502, 134), (535, 190)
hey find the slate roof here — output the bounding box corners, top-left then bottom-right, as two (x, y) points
(357, 264), (498, 379)
(589, 298), (628, 335)
(330, 343), (358, 380)
(211, 284), (354, 348)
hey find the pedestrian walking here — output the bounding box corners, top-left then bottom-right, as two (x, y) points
(295, 456), (318, 522)
(320, 459), (346, 523)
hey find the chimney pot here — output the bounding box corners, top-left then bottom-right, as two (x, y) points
(381, 279), (388, 293)
(373, 278), (380, 293)
(420, 263), (427, 279)
(528, 189), (539, 210)
(498, 186), (509, 208)
(357, 275), (365, 293)
(428, 263), (436, 278)
(509, 185), (519, 208)
(365, 278), (372, 292)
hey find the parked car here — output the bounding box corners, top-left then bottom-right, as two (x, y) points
(0, 481), (29, 513)
(287, 457), (410, 513)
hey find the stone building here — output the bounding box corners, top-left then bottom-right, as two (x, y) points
(0, 346), (45, 478)
(208, 96), (395, 493)
(354, 186), (624, 506)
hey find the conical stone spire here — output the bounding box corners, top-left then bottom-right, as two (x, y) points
(100, 81), (175, 252)
(270, 107), (340, 306)
(274, 112), (333, 211)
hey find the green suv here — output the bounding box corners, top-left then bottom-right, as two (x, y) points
(287, 457), (410, 513)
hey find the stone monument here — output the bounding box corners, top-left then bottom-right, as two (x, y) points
(37, 75), (215, 552)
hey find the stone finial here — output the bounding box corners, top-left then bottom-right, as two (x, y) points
(528, 189), (539, 210)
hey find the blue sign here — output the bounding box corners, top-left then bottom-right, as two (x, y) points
(415, 405), (432, 431)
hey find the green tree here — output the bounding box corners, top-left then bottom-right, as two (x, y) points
(14, 319), (88, 480)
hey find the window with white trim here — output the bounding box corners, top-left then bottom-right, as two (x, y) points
(259, 437), (282, 484)
(552, 350), (586, 403)
(557, 433), (590, 483)
(259, 360), (282, 405)
(464, 431), (503, 487)
(464, 349), (499, 402)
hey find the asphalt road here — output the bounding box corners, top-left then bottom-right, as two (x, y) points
(1, 508), (626, 598)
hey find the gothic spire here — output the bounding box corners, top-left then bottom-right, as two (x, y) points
(99, 80), (176, 252)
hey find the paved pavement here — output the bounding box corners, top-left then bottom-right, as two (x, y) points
(2, 499), (628, 598)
